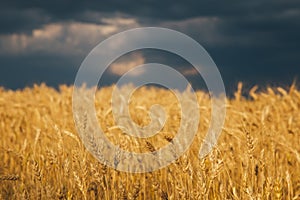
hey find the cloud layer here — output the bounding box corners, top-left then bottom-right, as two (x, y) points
(0, 1), (299, 90)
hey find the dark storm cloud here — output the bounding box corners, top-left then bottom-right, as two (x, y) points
(0, 8), (50, 34)
(0, 0), (299, 91)
(1, 0), (299, 52)
(1, 0), (299, 33)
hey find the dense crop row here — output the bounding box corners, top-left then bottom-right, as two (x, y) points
(0, 83), (299, 199)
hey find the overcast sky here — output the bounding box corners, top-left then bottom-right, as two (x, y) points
(0, 0), (299, 91)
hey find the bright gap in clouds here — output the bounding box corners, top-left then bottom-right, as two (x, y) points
(99, 49), (206, 91)
(109, 52), (146, 76)
(0, 17), (139, 56)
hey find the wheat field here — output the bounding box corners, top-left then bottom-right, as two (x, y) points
(0, 83), (300, 199)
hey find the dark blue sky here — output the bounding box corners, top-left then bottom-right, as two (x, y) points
(0, 0), (299, 91)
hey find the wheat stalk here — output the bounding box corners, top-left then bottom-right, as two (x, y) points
(0, 175), (19, 181)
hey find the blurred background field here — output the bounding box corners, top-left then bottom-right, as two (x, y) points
(0, 83), (300, 199)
